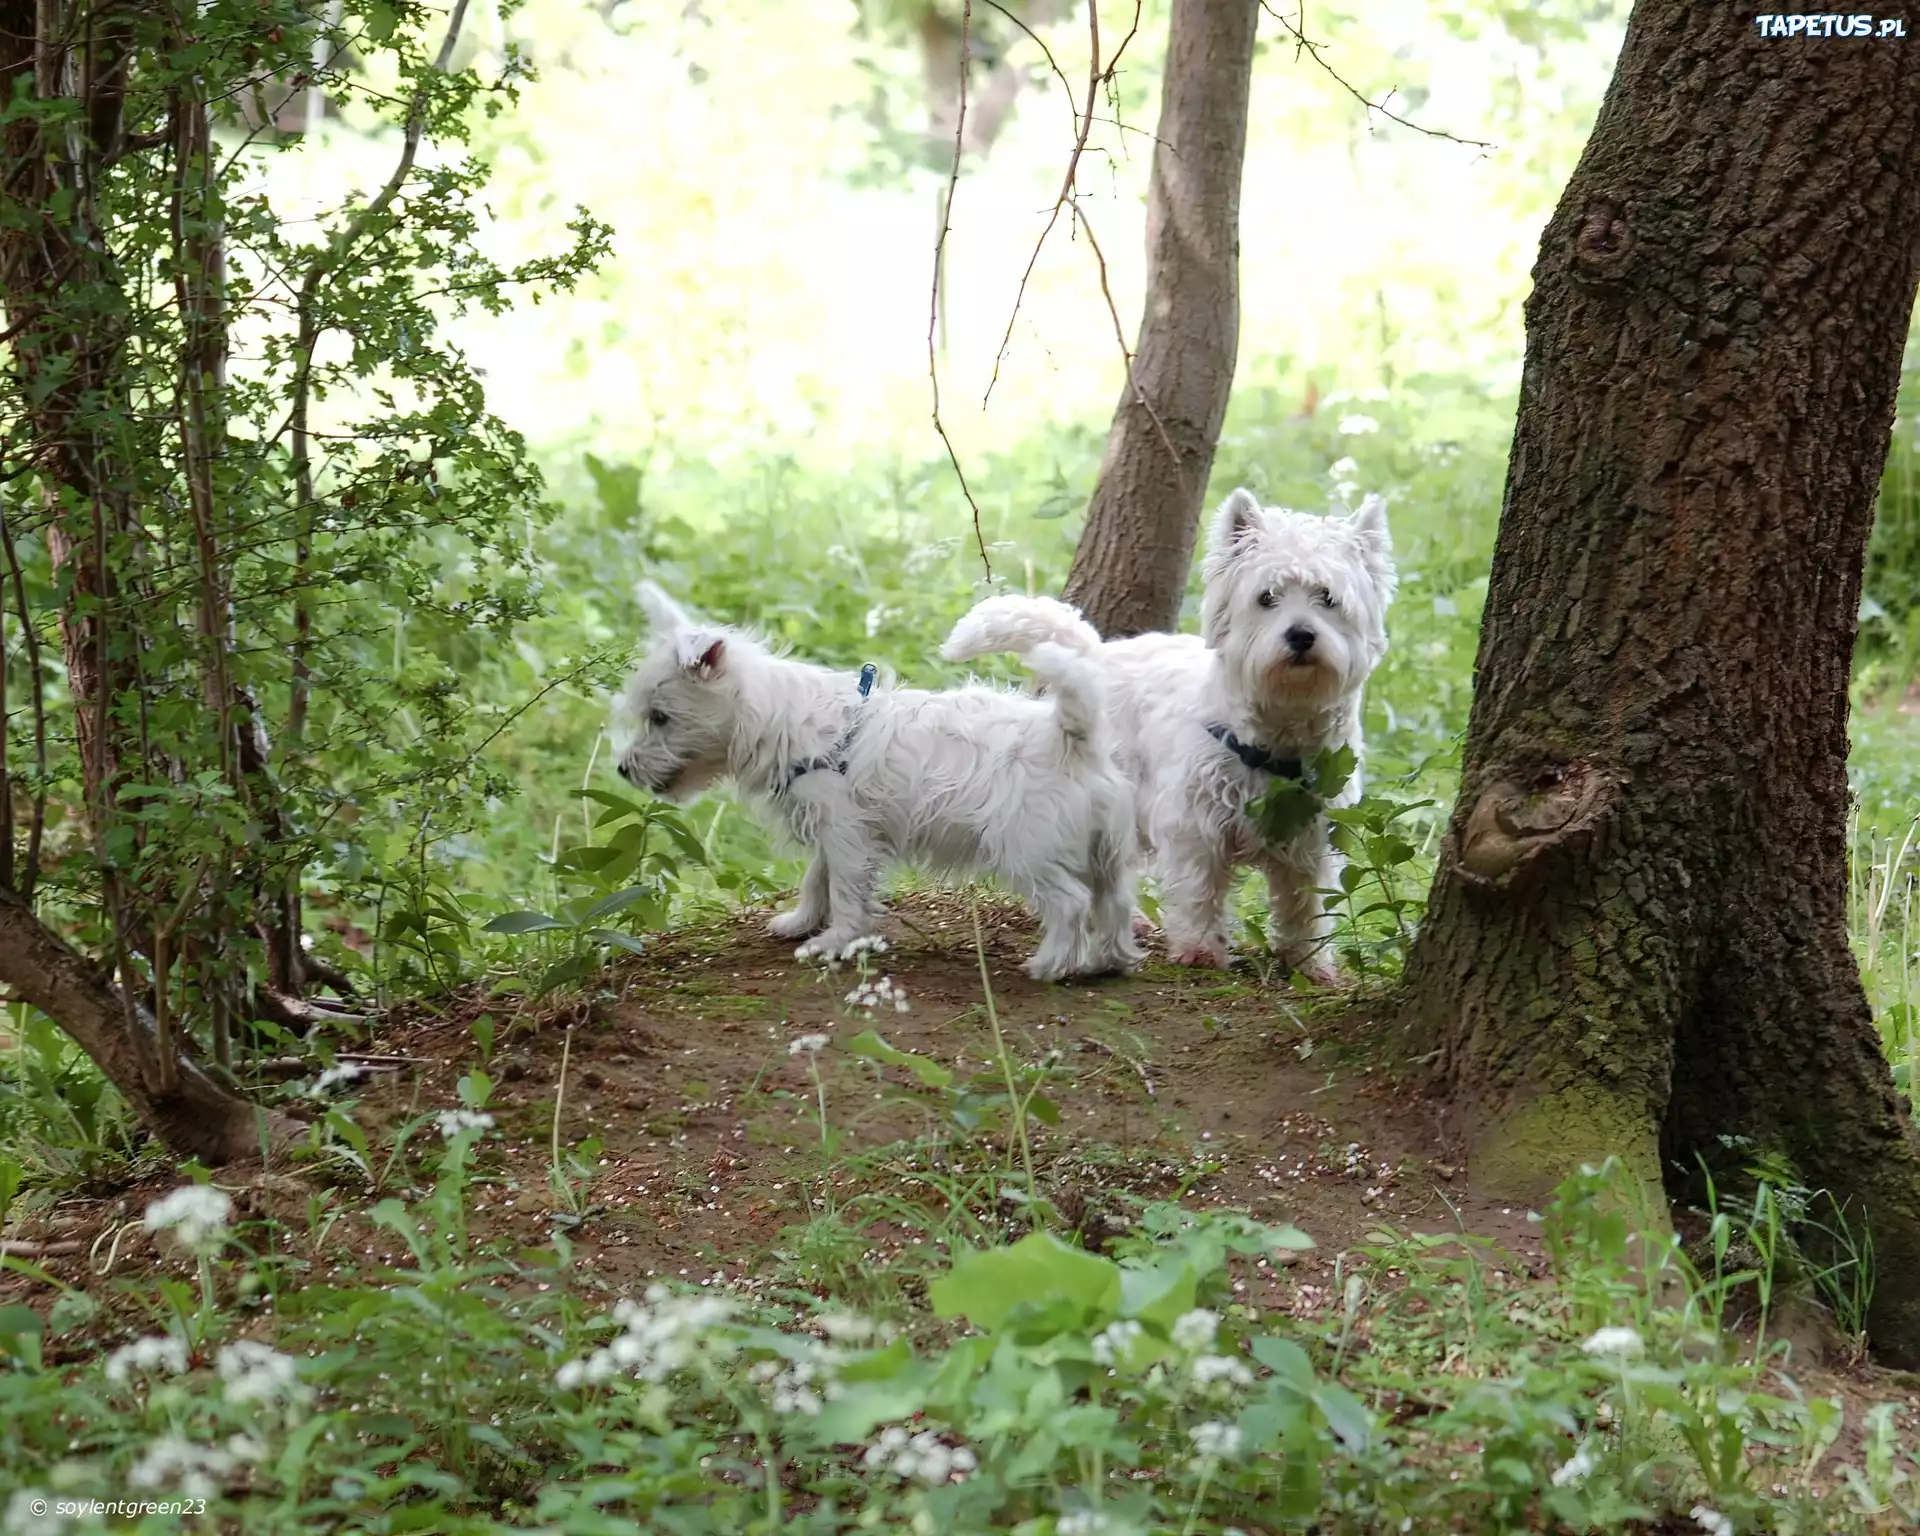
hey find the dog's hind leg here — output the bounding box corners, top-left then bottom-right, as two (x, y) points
(768, 854), (831, 940)
(1087, 831), (1142, 974)
(1016, 870), (1099, 981)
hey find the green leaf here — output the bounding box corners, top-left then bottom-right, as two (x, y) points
(846, 1029), (953, 1089)
(1313, 1380), (1375, 1454)
(1251, 1333), (1316, 1387)
(930, 1232), (1121, 1333)
(1117, 1254), (1199, 1330)
(366, 1), (401, 43)
(587, 929), (650, 956)
(1309, 744), (1358, 799)
(1248, 777), (1321, 844)
(483, 910), (568, 934)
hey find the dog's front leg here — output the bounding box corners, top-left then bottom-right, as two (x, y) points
(1265, 841), (1342, 985)
(769, 853), (831, 940)
(792, 825), (883, 962)
(1157, 827), (1235, 969)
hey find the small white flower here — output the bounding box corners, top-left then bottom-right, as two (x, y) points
(555, 1359), (586, 1390)
(763, 1359), (824, 1416)
(1189, 1419), (1243, 1460)
(1581, 1326), (1645, 1359)
(105, 1334), (189, 1385)
(1090, 1318), (1143, 1366)
(1057, 1513), (1115, 1536)
(435, 1109), (495, 1140)
(1328, 456), (1359, 478)
(864, 1425), (974, 1485)
(787, 1033), (830, 1057)
(217, 1340), (306, 1405)
(128, 1434), (241, 1500)
(1551, 1439), (1596, 1487)
(1337, 414), (1380, 435)
(839, 935), (889, 960)
(144, 1185), (232, 1251)
(1691, 1506), (1734, 1536)
(815, 1312), (877, 1343)
(843, 975), (909, 1013)
(554, 1287), (734, 1388)
(1170, 1308), (1219, 1351)
(1191, 1353), (1253, 1391)
(308, 1062), (370, 1097)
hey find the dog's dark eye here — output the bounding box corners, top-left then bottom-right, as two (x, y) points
(1313, 587), (1337, 610)
(648, 708), (670, 728)
(1256, 589), (1277, 609)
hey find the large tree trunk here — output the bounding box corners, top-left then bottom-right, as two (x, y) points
(1060, 0), (1257, 639)
(1400, 3), (1920, 1363)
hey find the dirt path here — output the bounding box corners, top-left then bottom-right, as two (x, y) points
(356, 892), (1547, 1309)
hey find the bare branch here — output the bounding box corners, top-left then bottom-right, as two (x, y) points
(928, 0), (991, 578)
(1261, 2), (1495, 153)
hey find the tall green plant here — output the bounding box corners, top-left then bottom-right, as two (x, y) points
(0, 0), (607, 1159)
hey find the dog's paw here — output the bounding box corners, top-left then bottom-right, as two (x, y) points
(768, 908), (820, 941)
(1167, 940), (1231, 969)
(1130, 913), (1157, 943)
(1292, 959), (1345, 988)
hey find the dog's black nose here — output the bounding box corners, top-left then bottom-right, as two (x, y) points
(1284, 625), (1316, 654)
(616, 761), (633, 782)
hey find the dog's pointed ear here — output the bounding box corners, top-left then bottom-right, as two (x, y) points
(638, 582), (691, 635)
(1349, 494), (1398, 602)
(1209, 488), (1264, 559)
(675, 630), (727, 679)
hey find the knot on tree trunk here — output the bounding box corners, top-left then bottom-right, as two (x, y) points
(1572, 203), (1636, 284)
(1456, 760), (1618, 892)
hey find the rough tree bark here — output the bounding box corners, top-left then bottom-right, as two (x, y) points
(1399, 3), (1920, 1363)
(1060, 0), (1257, 639)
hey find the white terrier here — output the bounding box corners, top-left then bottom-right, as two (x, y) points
(943, 489), (1395, 978)
(614, 585), (1140, 981)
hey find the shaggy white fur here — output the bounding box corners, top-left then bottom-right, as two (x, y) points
(614, 585), (1140, 981)
(942, 489), (1396, 977)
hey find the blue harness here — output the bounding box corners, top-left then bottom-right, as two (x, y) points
(779, 663), (878, 794)
(1206, 723), (1304, 782)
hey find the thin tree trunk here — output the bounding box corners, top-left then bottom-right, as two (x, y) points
(1061, 0), (1257, 639)
(1400, 2), (1920, 1364)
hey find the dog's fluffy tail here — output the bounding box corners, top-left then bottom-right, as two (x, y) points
(1024, 641), (1110, 761)
(941, 594), (1102, 663)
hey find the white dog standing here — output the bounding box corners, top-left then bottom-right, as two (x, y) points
(614, 585), (1140, 980)
(943, 489), (1395, 978)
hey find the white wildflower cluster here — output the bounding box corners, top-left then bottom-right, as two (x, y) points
(843, 974), (910, 1014)
(1581, 1326), (1645, 1359)
(105, 1334), (188, 1386)
(749, 1357), (828, 1416)
(1191, 1353), (1254, 1393)
(1189, 1419), (1244, 1461)
(862, 1426), (977, 1486)
(435, 1109), (495, 1141)
(1337, 414), (1381, 436)
(1170, 1308), (1219, 1352)
(1056, 1512), (1116, 1536)
(128, 1432), (261, 1499)
(217, 1341), (307, 1406)
(814, 1312), (879, 1344)
(307, 1061), (370, 1097)
(144, 1185), (232, 1251)
(1089, 1319), (1143, 1367)
(1692, 1506), (1733, 1536)
(554, 1284), (732, 1389)
(1551, 1440), (1597, 1488)
(787, 1033), (831, 1058)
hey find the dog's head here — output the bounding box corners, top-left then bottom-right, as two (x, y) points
(613, 584), (741, 801)
(1200, 488), (1396, 712)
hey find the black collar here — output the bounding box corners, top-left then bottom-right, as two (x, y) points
(779, 663), (878, 794)
(1206, 723), (1304, 781)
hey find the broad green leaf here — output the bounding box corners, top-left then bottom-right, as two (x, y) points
(846, 1029), (953, 1089)
(483, 910), (567, 934)
(930, 1232), (1121, 1333)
